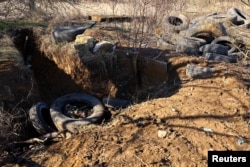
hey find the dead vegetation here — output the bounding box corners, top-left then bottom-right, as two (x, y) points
(0, 0), (250, 167)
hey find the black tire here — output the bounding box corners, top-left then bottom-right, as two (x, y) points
(211, 36), (235, 45)
(239, 21), (250, 29)
(51, 21), (96, 44)
(199, 44), (229, 55)
(204, 53), (237, 63)
(29, 102), (56, 135)
(185, 21), (226, 39)
(50, 93), (105, 133)
(176, 37), (206, 55)
(227, 7), (250, 25)
(51, 26), (85, 43)
(211, 36), (237, 54)
(165, 13), (190, 32)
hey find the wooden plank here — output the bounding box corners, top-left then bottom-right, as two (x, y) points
(90, 15), (132, 22)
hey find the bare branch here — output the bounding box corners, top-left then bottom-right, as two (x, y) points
(241, 0), (250, 7)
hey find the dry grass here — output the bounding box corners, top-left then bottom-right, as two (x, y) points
(0, 34), (39, 153)
(1, 0), (250, 157)
(0, 103), (30, 151)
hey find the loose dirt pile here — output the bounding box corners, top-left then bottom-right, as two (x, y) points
(1, 28), (250, 166)
(15, 56), (250, 167)
(0, 1), (250, 167)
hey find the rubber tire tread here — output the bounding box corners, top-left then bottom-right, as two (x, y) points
(29, 102), (55, 135)
(50, 93), (105, 133)
(166, 13), (190, 32)
(176, 37), (207, 55)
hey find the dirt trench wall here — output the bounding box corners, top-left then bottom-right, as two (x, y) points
(38, 35), (168, 100)
(0, 33), (39, 108)
(39, 36), (122, 98)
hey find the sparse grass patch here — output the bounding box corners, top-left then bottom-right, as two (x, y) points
(0, 20), (48, 31)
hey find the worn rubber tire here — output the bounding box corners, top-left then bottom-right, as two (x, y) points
(211, 36), (238, 54)
(29, 102), (56, 135)
(211, 36), (236, 45)
(185, 21), (226, 39)
(229, 52), (242, 58)
(193, 13), (236, 27)
(199, 44), (229, 55)
(51, 21), (96, 43)
(204, 53), (237, 63)
(192, 12), (218, 24)
(50, 93), (105, 133)
(165, 13), (190, 32)
(227, 7), (250, 25)
(238, 21), (250, 29)
(176, 37), (207, 55)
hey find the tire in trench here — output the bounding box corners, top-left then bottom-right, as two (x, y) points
(29, 102), (57, 135)
(50, 93), (105, 133)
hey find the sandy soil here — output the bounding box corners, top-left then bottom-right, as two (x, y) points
(1, 30), (250, 166)
(27, 57), (250, 167)
(0, 1), (250, 167)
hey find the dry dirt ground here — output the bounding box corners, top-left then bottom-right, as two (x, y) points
(0, 1), (250, 167)
(1, 27), (250, 167)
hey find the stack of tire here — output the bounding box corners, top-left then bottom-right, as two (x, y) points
(163, 7), (250, 63)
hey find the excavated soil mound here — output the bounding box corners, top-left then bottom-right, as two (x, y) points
(26, 56), (250, 167)
(1, 25), (250, 167)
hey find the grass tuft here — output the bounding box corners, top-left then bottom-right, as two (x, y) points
(0, 20), (48, 31)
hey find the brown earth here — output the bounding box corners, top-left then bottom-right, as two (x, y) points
(30, 57), (250, 167)
(0, 1), (250, 167)
(1, 26), (250, 167)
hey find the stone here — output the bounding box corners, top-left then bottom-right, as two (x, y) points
(158, 130), (167, 138)
(186, 64), (215, 78)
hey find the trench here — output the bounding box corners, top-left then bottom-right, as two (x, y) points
(1, 27), (185, 149)
(12, 28), (178, 104)
(11, 28), (84, 104)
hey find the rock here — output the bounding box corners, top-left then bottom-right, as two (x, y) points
(237, 137), (245, 145)
(202, 127), (213, 133)
(74, 35), (97, 48)
(158, 130), (167, 138)
(74, 35), (98, 55)
(186, 64), (215, 78)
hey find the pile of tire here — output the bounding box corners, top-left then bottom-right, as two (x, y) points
(28, 93), (131, 135)
(161, 7), (250, 63)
